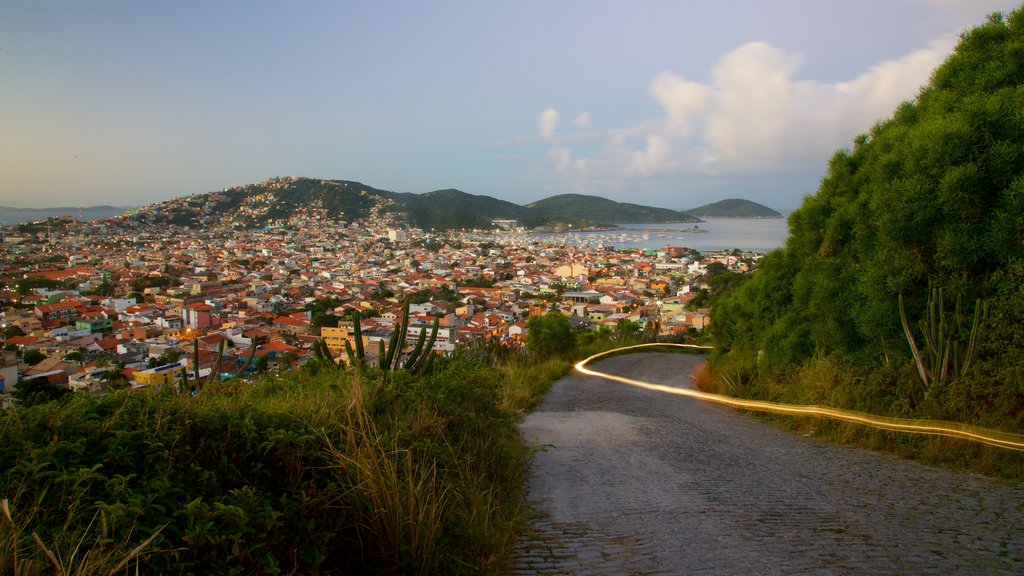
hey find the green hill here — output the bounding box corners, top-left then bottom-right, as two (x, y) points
(388, 188), (528, 230)
(683, 198), (781, 218)
(120, 179), (697, 230)
(524, 193), (700, 225)
(708, 8), (1024, 471)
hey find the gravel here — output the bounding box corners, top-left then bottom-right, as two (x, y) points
(515, 353), (1024, 575)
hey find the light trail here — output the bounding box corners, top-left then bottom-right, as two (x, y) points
(574, 343), (1024, 452)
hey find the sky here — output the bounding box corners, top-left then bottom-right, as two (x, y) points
(1, 1), (1020, 212)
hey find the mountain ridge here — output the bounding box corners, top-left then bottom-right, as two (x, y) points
(112, 177), (707, 230)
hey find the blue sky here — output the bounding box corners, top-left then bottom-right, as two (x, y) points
(1, 1), (1019, 211)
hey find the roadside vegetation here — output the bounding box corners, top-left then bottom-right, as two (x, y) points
(0, 307), (681, 575)
(705, 9), (1024, 479)
(0, 338), (575, 575)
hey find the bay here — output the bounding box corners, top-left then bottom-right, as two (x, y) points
(528, 217), (791, 253)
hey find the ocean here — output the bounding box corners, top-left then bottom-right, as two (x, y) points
(527, 217), (791, 253)
(0, 206), (129, 226)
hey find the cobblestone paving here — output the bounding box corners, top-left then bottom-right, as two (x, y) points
(516, 353), (1024, 575)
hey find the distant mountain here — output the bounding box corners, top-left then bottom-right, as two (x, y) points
(525, 194), (700, 225)
(115, 177), (699, 230)
(387, 189), (527, 230)
(682, 199), (782, 218)
(0, 205), (131, 226)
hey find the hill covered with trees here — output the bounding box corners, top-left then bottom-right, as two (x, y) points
(682, 198), (782, 218)
(523, 194), (701, 225)
(708, 9), (1024, 472)
(117, 178), (699, 231)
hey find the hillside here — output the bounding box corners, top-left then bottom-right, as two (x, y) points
(116, 178), (697, 230)
(683, 198), (781, 218)
(708, 8), (1024, 465)
(524, 193), (700, 225)
(119, 178), (389, 228)
(387, 188), (528, 230)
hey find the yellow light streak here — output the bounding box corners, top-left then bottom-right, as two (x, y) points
(575, 343), (1024, 452)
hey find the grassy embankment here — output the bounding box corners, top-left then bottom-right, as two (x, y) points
(697, 352), (1024, 481)
(0, 348), (570, 575)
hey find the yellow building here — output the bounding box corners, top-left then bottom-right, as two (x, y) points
(321, 325), (371, 356)
(554, 263), (589, 278)
(134, 361), (185, 389)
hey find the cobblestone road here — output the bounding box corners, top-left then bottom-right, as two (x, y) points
(516, 353), (1024, 575)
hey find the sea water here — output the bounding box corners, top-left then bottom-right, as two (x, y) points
(529, 217), (791, 253)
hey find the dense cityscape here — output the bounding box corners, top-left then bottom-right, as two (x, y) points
(0, 194), (759, 400)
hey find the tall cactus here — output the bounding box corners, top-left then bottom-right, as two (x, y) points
(179, 338), (257, 394)
(380, 299), (439, 373)
(899, 288), (988, 389)
(312, 300), (438, 374)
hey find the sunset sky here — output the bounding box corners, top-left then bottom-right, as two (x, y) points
(1, 0), (1019, 211)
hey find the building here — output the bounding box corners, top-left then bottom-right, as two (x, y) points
(133, 361), (186, 390)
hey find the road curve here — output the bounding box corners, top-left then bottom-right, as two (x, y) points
(515, 353), (1024, 575)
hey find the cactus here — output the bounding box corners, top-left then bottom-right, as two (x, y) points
(179, 337), (257, 395)
(352, 309), (364, 361)
(313, 312), (367, 369)
(899, 288), (988, 389)
(374, 299), (440, 373)
(310, 300), (438, 374)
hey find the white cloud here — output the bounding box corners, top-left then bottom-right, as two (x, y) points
(547, 147), (572, 173)
(650, 71), (710, 140)
(574, 112), (591, 129)
(539, 108), (559, 138)
(538, 33), (957, 189)
(627, 134), (675, 177)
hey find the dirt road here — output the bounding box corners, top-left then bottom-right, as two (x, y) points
(516, 353), (1024, 575)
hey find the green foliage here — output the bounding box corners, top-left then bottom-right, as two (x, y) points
(21, 349), (46, 366)
(708, 7), (1024, 441)
(0, 338), (568, 575)
(10, 377), (71, 408)
(526, 312), (577, 358)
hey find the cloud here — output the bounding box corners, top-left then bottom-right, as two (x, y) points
(650, 71), (710, 140)
(547, 147), (572, 173)
(574, 112), (591, 129)
(536, 33), (956, 192)
(539, 108), (559, 138)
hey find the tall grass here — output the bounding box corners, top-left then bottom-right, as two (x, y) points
(0, 347), (569, 575)
(706, 350), (1024, 480)
(1, 496), (163, 576)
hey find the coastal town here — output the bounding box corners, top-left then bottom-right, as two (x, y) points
(0, 199), (762, 400)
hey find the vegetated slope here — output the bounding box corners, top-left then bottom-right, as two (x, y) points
(683, 198), (782, 218)
(524, 193), (701, 225)
(119, 178), (388, 228)
(117, 178), (698, 230)
(0, 352), (567, 575)
(388, 188), (528, 230)
(709, 10), (1024, 443)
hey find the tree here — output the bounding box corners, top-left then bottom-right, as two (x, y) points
(526, 312), (576, 358)
(101, 368), (129, 390)
(278, 351), (299, 369)
(12, 377), (70, 407)
(23, 349), (46, 366)
(310, 312), (340, 334)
